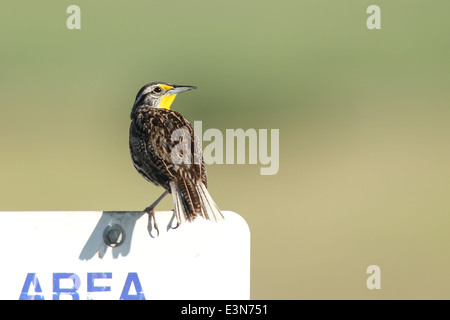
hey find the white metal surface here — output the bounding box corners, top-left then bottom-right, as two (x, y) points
(0, 211), (250, 300)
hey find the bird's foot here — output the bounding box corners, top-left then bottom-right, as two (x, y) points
(144, 207), (159, 237)
(168, 210), (181, 230)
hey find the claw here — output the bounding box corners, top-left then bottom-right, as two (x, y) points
(171, 221), (181, 230)
(168, 210), (181, 230)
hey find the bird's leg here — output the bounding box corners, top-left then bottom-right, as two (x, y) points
(144, 191), (168, 236)
(144, 191), (168, 212)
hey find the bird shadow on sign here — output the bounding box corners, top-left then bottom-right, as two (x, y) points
(78, 211), (145, 260)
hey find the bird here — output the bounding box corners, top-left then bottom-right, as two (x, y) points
(129, 82), (224, 233)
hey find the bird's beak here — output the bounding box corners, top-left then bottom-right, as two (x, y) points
(166, 85), (197, 95)
(159, 85), (196, 110)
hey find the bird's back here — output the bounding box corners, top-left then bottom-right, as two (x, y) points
(129, 107), (207, 192)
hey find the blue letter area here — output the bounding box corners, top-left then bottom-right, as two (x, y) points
(19, 273), (45, 300)
(120, 272), (145, 300)
(53, 273), (81, 300)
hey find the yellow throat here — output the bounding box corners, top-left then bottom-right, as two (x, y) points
(159, 84), (176, 110)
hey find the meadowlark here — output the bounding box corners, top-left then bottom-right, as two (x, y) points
(129, 82), (223, 233)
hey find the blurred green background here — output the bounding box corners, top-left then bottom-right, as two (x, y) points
(1, 1), (449, 299)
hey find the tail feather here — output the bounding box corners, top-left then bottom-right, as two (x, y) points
(169, 181), (188, 224)
(195, 182), (224, 222)
(169, 180), (224, 225)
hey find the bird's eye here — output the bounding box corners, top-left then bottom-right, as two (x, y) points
(153, 87), (162, 93)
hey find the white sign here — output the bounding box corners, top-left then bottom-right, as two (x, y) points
(0, 211), (250, 300)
